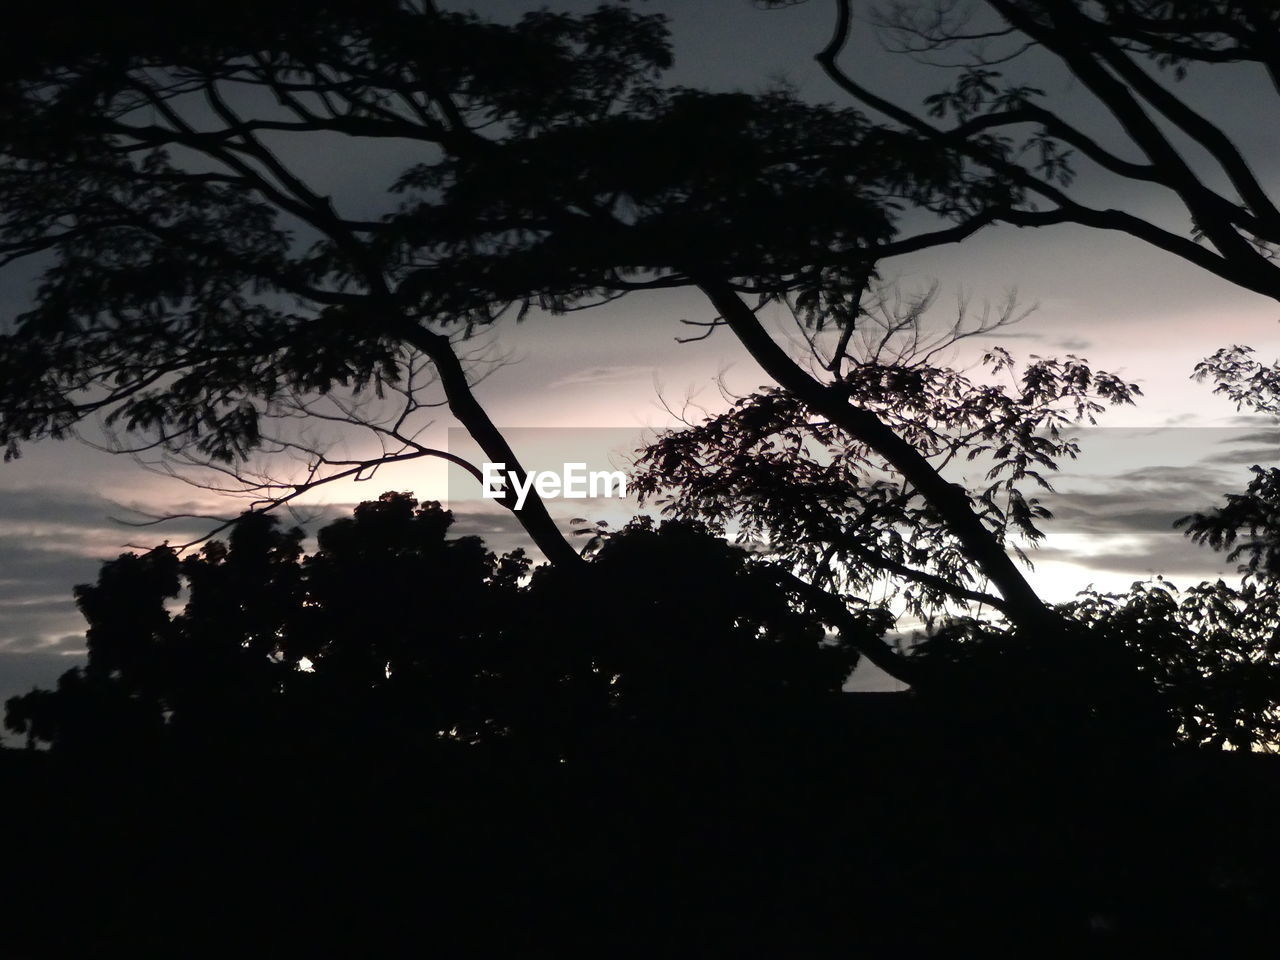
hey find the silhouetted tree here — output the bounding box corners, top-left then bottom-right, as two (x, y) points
(1178, 347), (1280, 572)
(632, 287), (1280, 747)
(760, 0), (1280, 300)
(763, 0), (1280, 535)
(632, 295), (1187, 744)
(523, 515), (870, 755)
(0, 1), (1077, 663)
(5, 492), (869, 756)
(3, 6), (1280, 951)
(8, 494), (1277, 954)
(635, 291), (1139, 625)
(6, 0), (1276, 714)
(727, 1), (1280, 734)
(1063, 576), (1280, 749)
(4, 494), (515, 749)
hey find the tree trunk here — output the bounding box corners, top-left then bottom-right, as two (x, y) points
(698, 279), (1056, 635)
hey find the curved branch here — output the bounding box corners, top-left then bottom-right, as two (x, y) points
(834, 538), (1010, 613)
(1090, 31), (1280, 238)
(115, 445), (477, 552)
(816, 0), (1280, 299)
(985, 0), (1270, 268)
(696, 277), (1055, 633)
(944, 104), (1159, 183)
(400, 324), (583, 569)
(766, 563), (929, 687)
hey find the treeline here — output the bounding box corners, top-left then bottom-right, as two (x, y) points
(1, 494), (1278, 955)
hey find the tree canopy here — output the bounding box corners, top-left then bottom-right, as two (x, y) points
(1, 0), (1279, 710)
(5, 492), (870, 754)
(0, 0), (1081, 648)
(8, 5), (1280, 951)
(767, 0), (1280, 298)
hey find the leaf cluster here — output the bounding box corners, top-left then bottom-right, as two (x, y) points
(1064, 576), (1280, 750)
(1179, 346), (1280, 574)
(634, 340), (1140, 618)
(4, 492), (865, 753)
(0, 2), (1038, 474)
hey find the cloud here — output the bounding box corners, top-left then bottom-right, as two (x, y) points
(1044, 503), (1190, 536)
(0, 532), (103, 650)
(548, 365), (655, 389)
(0, 484), (271, 655)
(1098, 463), (1229, 487)
(1032, 536), (1233, 579)
(1196, 429), (1280, 467)
(1053, 337), (1092, 351)
(1031, 463), (1245, 554)
(1222, 414), (1277, 429)
(1208, 446), (1280, 467)
(0, 485), (136, 532)
(976, 330), (1045, 341)
(0, 633), (85, 655)
(1215, 428), (1280, 447)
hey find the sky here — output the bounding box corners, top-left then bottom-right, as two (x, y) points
(2, 0), (1279, 708)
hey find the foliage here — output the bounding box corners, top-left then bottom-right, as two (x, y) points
(1176, 346), (1280, 575)
(5, 1), (1280, 749)
(0, 0), (1056, 585)
(0, 1), (982, 471)
(635, 310), (1140, 620)
(752, 0), (1280, 301)
(6, 6), (1280, 950)
(5, 494), (519, 749)
(538, 516), (866, 709)
(1063, 576), (1280, 750)
(4, 493), (865, 752)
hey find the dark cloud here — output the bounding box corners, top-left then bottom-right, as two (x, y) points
(1042, 464), (1227, 520)
(0, 633), (84, 655)
(0, 486), (244, 561)
(0, 484), (257, 654)
(549, 365), (655, 388)
(1198, 429), (1280, 467)
(1044, 502), (1189, 536)
(1207, 446), (1280, 467)
(1032, 536), (1232, 580)
(0, 602), (86, 649)
(1097, 463), (1230, 487)
(0, 483), (364, 548)
(0, 533), (101, 649)
(0, 485), (136, 531)
(0, 544), (99, 600)
(1222, 414), (1277, 429)
(1034, 457), (1249, 547)
(978, 330), (1045, 340)
(1054, 337), (1092, 351)
(1214, 428), (1280, 447)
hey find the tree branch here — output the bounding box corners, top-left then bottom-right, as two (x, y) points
(696, 276), (1055, 633)
(766, 563), (929, 687)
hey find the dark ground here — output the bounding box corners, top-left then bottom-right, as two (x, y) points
(1, 693), (1276, 957)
